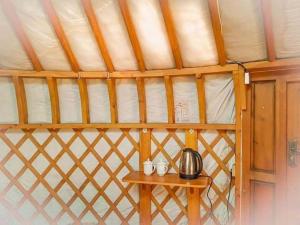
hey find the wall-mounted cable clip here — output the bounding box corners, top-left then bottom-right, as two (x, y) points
(227, 60), (251, 85)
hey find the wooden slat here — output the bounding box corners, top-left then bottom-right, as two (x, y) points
(0, 0), (42, 71)
(41, 0), (80, 72)
(185, 129), (197, 150)
(187, 188), (202, 225)
(106, 78), (118, 123)
(158, 0), (183, 69)
(47, 77), (60, 123)
(196, 74), (207, 124)
(233, 69), (242, 224)
(12, 76), (27, 124)
(260, 0), (276, 61)
(0, 63), (239, 78)
(207, 0), (226, 65)
(0, 123), (236, 130)
(118, 0), (146, 71)
(81, 0), (114, 72)
(136, 77), (146, 123)
(164, 76), (175, 123)
(139, 129), (151, 225)
(77, 79), (90, 123)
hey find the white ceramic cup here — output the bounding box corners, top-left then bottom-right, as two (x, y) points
(144, 159), (155, 176)
(156, 162), (168, 176)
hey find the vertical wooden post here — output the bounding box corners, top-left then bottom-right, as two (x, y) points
(107, 78), (118, 123)
(47, 77), (60, 124)
(13, 76), (27, 124)
(185, 129), (201, 224)
(196, 74), (207, 124)
(233, 69), (242, 225)
(187, 187), (201, 225)
(139, 128), (151, 225)
(164, 76), (175, 123)
(78, 78), (90, 123)
(136, 77), (146, 123)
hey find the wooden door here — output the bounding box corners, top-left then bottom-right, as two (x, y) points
(242, 70), (300, 225)
(286, 81), (300, 224)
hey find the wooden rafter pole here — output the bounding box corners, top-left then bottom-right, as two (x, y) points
(41, 0), (80, 72)
(0, 0), (42, 71)
(81, 0), (114, 72)
(207, 0), (226, 66)
(260, 0), (276, 61)
(159, 0), (183, 69)
(118, 0), (146, 71)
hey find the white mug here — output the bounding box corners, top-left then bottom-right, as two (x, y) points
(143, 159), (155, 176)
(156, 161), (168, 176)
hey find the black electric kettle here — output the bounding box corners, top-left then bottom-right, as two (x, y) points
(179, 148), (203, 179)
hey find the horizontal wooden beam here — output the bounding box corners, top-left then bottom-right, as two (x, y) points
(0, 64), (237, 78)
(0, 0), (42, 71)
(0, 123), (236, 130)
(245, 58), (300, 72)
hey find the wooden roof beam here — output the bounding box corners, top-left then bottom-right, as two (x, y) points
(159, 0), (183, 69)
(0, 0), (42, 71)
(260, 0), (276, 61)
(81, 0), (114, 72)
(118, 0), (146, 72)
(41, 0), (80, 72)
(207, 0), (226, 66)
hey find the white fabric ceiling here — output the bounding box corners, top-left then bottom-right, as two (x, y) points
(0, 0), (299, 71)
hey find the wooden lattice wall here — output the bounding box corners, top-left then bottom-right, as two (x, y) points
(0, 64), (244, 225)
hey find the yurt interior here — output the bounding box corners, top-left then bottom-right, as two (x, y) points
(0, 0), (299, 224)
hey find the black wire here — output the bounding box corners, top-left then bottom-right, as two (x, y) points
(200, 175), (214, 216)
(226, 60), (248, 72)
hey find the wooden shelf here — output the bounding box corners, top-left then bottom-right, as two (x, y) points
(123, 171), (209, 188)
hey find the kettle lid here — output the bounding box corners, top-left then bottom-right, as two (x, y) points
(182, 148), (194, 152)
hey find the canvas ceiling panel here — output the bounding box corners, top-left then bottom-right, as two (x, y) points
(173, 76), (199, 123)
(219, 0), (267, 62)
(169, 0), (218, 67)
(51, 0), (106, 71)
(24, 78), (51, 123)
(86, 79), (111, 123)
(0, 77), (18, 124)
(145, 78), (168, 123)
(12, 0), (70, 71)
(57, 79), (82, 123)
(205, 74), (235, 124)
(91, 0), (138, 71)
(0, 10), (32, 70)
(272, 0), (300, 58)
(116, 79), (139, 123)
(127, 0), (174, 69)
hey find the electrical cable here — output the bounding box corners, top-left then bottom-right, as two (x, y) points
(200, 175), (214, 217)
(226, 60), (248, 72)
(226, 167), (233, 225)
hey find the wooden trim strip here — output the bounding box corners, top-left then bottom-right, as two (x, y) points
(260, 0), (276, 61)
(207, 0), (226, 65)
(196, 74), (207, 123)
(12, 76), (28, 124)
(118, 0), (146, 71)
(77, 79), (90, 123)
(250, 171), (276, 183)
(0, 123), (236, 130)
(47, 77), (60, 123)
(0, 64), (238, 78)
(159, 0), (182, 69)
(106, 78), (118, 123)
(136, 77), (146, 123)
(81, 0), (114, 72)
(0, 0), (42, 71)
(164, 76), (175, 123)
(41, 0), (80, 72)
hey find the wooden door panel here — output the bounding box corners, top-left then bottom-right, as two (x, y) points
(251, 81), (275, 172)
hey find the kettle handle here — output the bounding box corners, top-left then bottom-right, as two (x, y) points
(193, 151), (202, 174)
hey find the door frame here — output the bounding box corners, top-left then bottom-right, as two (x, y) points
(241, 68), (300, 225)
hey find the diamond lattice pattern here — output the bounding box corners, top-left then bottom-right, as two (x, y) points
(0, 128), (139, 225)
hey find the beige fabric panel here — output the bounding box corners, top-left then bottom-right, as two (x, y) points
(12, 0), (71, 71)
(0, 77), (18, 123)
(272, 0), (300, 58)
(219, 0), (267, 62)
